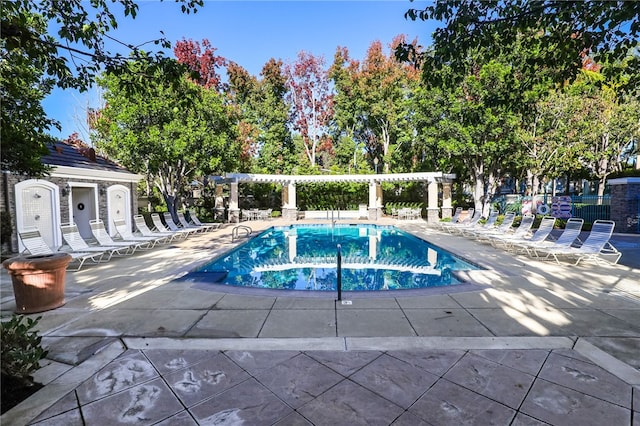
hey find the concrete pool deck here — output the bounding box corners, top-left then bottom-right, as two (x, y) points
(1, 218), (639, 425)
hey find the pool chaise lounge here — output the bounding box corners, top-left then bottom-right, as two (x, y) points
(90, 219), (152, 253)
(533, 219), (622, 265)
(459, 209), (499, 237)
(60, 223), (126, 261)
(163, 212), (201, 236)
(489, 214), (535, 249)
(505, 216), (557, 253)
(113, 219), (165, 248)
(177, 211), (212, 233)
(150, 213), (191, 240)
(133, 215), (177, 243)
(447, 210), (484, 235)
(188, 209), (220, 230)
(438, 207), (463, 231)
(18, 227), (103, 271)
(466, 211), (516, 241)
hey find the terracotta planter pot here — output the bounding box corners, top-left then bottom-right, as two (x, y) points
(2, 253), (72, 314)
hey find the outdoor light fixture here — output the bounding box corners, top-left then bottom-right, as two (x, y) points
(99, 185), (106, 196)
(61, 184), (70, 196)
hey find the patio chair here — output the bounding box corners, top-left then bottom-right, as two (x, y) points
(460, 209), (499, 237)
(60, 222), (124, 261)
(256, 209), (272, 221)
(467, 211), (516, 240)
(188, 209), (221, 230)
(18, 227), (102, 271)
(510, 216), (557, 254)
(177, 211), (211, 233)
(163, 212), (200, 235)
(439, 207), (462, 230)
(441, 208), (474, 232)
(444, 210), (483, 235)
(133, 215), (176, 243)
(150, 213), (190, 239)
(90, 219), (152, 253)
(113, 219), (164, 248)
(526, 217), (585, 257)
(490, 214), (535, 249)
(534, 219), (621, 265)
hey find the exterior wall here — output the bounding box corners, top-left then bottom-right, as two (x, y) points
(609, 178), (640, 234)
(0, 172), (139, 254)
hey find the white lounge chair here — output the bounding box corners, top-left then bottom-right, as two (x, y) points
(18, 227), (102, 271)
(467, 211), (516, 240)
(439, 207), (463, 230)
(534, 219), (621, 265)
(460, 210), (499, 237)
(490, 214), (535, 249)
(177, 211), (210, 233)
(60, 222), (124, 261)
(132, 215), (175, 243)
(113, 219), (164, 247)
(150, 213), (190, 239)
(510, 216), (557, 254)
(441, 208), (475, 232)
(527, 217), (585, 257)
(163, 212), (200, 235)
(90, 219), (151, 253)
(188, 209), (221, 230)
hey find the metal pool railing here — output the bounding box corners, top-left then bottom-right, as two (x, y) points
(336, 244), (342, 301)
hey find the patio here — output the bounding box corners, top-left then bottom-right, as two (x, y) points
(1, 218), (638, 425)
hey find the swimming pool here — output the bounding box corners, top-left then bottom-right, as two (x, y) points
(180, 224), (479, 292)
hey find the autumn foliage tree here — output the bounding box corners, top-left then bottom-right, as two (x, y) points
(330, 36), (420, 173)
(284, 52), (334, 168)
(174, 38), (227, 92)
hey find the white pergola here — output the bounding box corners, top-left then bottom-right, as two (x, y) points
(217, 172), (455, 223)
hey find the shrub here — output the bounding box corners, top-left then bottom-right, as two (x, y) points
(1, 315), (48, 387)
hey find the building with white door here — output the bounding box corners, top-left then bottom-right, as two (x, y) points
(1, 140), (143, 254)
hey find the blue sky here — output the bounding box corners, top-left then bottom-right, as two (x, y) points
(42, 0), (438, 140)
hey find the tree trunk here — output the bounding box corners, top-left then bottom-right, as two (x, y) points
(472, 168), (485, 215)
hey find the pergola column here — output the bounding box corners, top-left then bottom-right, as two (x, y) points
(228, 181), (240, 223)
(214, 183), (225, 221)
(441, 178), (453, 220)
(368, 180), (382, 220)
(426, 180), (439, 223)
(282, 182), (298, 221)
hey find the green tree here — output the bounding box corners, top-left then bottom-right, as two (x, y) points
(417, 56), (521, 214)
(228, 59), (298, 174)
(1, 11), (54, 175)
(1, 0), (202, 175)
(330, 36), (420, 174)
(402, 1), (639, 92)
(567, 71), (640, 197)
(93, 61), (238, 219)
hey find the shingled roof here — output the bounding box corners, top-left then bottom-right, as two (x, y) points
(41, 140), (135, 175)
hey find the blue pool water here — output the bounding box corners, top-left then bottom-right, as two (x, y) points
(180, 224), (479, 292)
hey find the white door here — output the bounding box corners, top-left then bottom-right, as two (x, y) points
(15, 180), (61, 251)
(107, 185), (130, 236)
(71, 186), (97, 239)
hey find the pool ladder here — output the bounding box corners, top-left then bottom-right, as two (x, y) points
(232, 225), (252, 242)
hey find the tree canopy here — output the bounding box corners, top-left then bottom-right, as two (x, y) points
(1, 0), (203, 175)
(93, 60), (238, 219)
(401, 0), (640, 93)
